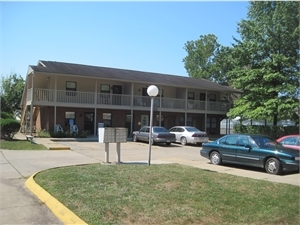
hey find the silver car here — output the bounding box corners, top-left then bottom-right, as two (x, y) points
(132, 126), (176, 146)
(169, 126), (209, 145)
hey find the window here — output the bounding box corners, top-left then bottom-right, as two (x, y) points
(65, 111), (75, 126)
(225, 136), (238, 146)
(101, 84), (110, 93)
(281, 137), (298, 146)
(66, 81), (77, 96)
(103, 113), (111, 127)
(188, 92), (195, 100)
(207, 117), (217, 128)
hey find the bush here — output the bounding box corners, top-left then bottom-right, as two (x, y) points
(37, 129), (51, 138)
(35, 129), (90, 138)
(233, 124), (299, 139)
(1, 111), (13, 119)
(1, 118), (20, 139)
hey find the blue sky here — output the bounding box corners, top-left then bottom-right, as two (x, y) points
(1, 1), (249, 79)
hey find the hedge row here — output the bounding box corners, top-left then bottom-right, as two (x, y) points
(233, 124), (299, 139)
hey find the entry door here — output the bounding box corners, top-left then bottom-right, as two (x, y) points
(167, 115), (175, 129)
(84, 112), (94, 135)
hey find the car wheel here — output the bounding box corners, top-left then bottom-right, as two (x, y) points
(133, 135), (138, 142)
(166, 142), (171, 146)
(210, 151), (222, 165)
(180, 137), (187, 145)
(265, 158), (282, 175)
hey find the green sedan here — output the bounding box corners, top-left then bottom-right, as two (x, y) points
(200, 134), (300, 175)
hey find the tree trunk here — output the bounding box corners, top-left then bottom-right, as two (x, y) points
(273, 115), (278, 126)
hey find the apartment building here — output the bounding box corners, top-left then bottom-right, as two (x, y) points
(20, 60), (241, 138)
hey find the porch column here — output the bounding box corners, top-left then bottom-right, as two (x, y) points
(29, 73), (34, 135)
(94, 80), (98, 136)
(204, 90), (208, 133)
(130, 83), (134, 137)
(54, 77), (57, 133)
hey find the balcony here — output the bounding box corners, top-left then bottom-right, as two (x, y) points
(28, 88), (229, 113)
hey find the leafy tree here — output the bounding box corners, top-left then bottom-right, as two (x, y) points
(0, 74), (25, 118)
(228, 1), (300, 125)
(183, 34), (220, 81)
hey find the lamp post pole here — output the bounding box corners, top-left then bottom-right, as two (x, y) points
(147, 85), (159, 166)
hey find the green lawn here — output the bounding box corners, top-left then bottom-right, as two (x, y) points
(0, 139), (47, 150)
(35, 163), (300, 225)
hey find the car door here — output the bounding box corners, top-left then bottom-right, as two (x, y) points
(176, 127), (184, 142)
(236, 136), (259, 166)
(140, 127), (150, 142)
(219, 135), (239, 162)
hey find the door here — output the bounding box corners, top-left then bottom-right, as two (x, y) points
(236, 136), (260, 166)
(84, 112), (94, 135)
(219, 135), (238, 162)
(112, 85), (122, 105)
(167, 115), (175, 129)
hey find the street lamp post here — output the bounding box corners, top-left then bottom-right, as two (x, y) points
(147, 85), (159, 166)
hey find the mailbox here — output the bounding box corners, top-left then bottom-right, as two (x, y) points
(98, 127), (128, 143)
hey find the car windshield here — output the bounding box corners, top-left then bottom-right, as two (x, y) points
(185, 127), (200, 132)
(251, 136), (281, 148)
(153, 127), (168, 132)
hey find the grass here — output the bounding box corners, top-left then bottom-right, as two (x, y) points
(34, 163), (300, 225)
(0, 139), (47, 150)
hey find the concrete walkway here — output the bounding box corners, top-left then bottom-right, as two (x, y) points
(0, 133), (299, 224)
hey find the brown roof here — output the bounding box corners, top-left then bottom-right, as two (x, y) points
(29, 60), (241, 93)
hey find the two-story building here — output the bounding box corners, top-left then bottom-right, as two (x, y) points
(20, 60), (241, 138)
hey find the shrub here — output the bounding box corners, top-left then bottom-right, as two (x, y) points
(1, 118), (20, 139)
(49, 130), (90, 138)
(233, 124), (299, 139)
(37, 129), (51, 138)
(1, 111), (13, 119)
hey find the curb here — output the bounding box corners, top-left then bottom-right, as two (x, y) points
(25, 171), (87, 225)
(49, 147), (71, 150)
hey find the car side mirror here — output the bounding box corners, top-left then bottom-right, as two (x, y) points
(245, 144), (252, 150)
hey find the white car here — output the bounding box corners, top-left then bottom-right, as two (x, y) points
(169, 126), (209, 145)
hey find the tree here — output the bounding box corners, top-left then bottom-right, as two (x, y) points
(183, 35), (219, 80)
(0, 74), (25, 118)
(227, 1), (300, 125)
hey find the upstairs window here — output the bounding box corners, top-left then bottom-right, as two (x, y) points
(188, 92), (195, 100)
(101, 84), (110, 93)
(66, 81), (77, 96)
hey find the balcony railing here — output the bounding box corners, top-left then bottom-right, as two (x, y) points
(29, 88), (229, 112)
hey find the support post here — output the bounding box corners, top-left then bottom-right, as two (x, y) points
(116, 142), (121, 163)
(105, 143), (109, 163)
